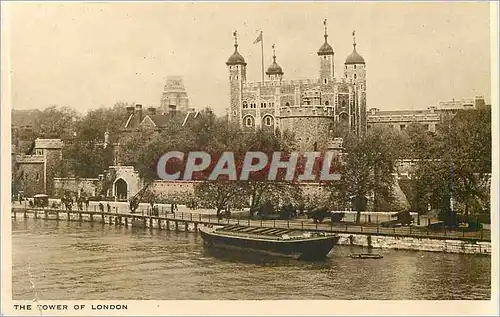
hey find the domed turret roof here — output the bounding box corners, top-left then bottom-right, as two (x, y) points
(317, 35), (334, 56)
(266, 59), (283, 75)
(345, 44), (365, 65)
(226, 44), (246, 66)
(266, 46), (284, 76)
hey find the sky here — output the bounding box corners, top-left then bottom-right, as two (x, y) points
(6, 2), (492, 116)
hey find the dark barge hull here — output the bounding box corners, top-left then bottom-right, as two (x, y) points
(199, 227), (340, 260)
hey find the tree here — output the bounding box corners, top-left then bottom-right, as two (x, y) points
(327, 126), (400, 224)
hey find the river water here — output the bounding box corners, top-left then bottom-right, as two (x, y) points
(12, 218), (490, 300)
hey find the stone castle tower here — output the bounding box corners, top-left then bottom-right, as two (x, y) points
(160, 76), (190, 114)
(227, 21), (367, 152)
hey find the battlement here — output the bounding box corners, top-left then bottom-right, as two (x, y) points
(244, 78), (327, 89)
(279, 105), (334, 118)
(35, 139), (63, 149)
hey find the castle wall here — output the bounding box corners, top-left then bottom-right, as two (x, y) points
(53, 178), (100, 198)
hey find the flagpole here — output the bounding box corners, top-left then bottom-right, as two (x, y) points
(260, 31), (264, 83)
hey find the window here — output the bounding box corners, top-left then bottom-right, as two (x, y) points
(285, 102), (290, 107)
(367, 124), (372, 129)
(324, 79), (327, 84)
(424, 124), (430, 130)
(324, 56), (327, 60)
(263, 116), (273, 126)
(354, 65), (357, 69)
(400, 124), (406, 130)
(36, 172), (40, 182)
(261, 103), (266, 108)
(354, 74), (357, 79)
(242, 101), (248, 109)
(325, 101), (329, 106)
(250, 103), (256, 109)
(245, 116), (254, 127)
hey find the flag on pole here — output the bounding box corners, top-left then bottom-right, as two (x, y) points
(253, 31), (263, 44)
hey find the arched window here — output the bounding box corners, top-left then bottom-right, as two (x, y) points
(354, 74), (357, 79)
(242, 101), (248, 109)
(263, 116), (274, 126)
(244, 116), (254, 127)
(325, 101), (329, 106)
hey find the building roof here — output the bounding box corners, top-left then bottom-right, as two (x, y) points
(345, 44), (365, 65)
(226, 44), (246, 66)
(124, 109), (203, 130)
(266, 56), (283, 75)
(317, 35), (334, 56)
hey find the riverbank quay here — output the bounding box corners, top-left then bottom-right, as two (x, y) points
(11, 207), (491, 255)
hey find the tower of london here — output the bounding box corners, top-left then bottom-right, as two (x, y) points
(226, 21), (367, 152)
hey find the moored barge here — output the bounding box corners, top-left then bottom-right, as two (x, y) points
(199, 224), (340, 260)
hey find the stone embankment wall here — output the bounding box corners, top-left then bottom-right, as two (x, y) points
(337, 233), (491, 255)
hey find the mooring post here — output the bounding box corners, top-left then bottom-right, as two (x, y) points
(67, 212), (70, 221)
(90, 213), (93, 222)
(56, 211), (59, 220)
(158, 219), (162, 229)
(44, 210), (48, 220)
(315, 222), (318, 230)
(149, 218), (153, 228)
(185, 222), (188, 231)
(124, 217), (128, 227)
(79, 212), (82, 222)
(24, 209), (27, 219)
(143, 218), (147, 228)
(101, 213), (105, 224)
(109, 216), (112, 225)
(175, 221), (179, 231)
(166, 220), (170, 231)
(301, 221), (304, 230)
(190, 213), (193, 222)
(194, 223), (198, 232)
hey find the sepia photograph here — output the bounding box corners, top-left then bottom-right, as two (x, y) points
(1, 1), (498, 316)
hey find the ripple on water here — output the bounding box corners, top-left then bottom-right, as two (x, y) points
(11, 218), (491, 300)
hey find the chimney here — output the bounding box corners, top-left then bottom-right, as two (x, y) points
(135, 104), (143, 126)
(126, 106), (134, 115)
(148, 107), (156, 116)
